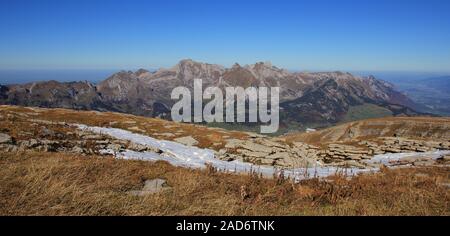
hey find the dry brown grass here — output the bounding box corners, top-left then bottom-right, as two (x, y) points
(0, 151), (448, 216)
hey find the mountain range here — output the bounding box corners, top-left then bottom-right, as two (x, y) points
(0, 59), (427, 133)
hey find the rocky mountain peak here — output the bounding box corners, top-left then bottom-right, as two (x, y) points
(231, 63), (242, 69)
(135, 68), (150, 77)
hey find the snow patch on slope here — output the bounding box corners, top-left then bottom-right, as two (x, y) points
(369, 150), (450, 165)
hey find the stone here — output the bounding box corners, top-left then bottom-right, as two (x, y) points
(107, 143), (123, 152)
(383, 147), (402, 153)
(241, 141), (272, 153)
(423, 141), (441, 148)
(292, 142), (307, 148)
(259, 158), (276, 166)
(28, 139), (39, 147)
(224, 139), (244, 149)
(306, 128), (316, 133)
(266, 152), (291, 160)
(236, 149), (268, 158)
(441, 142), (450, 149)
(413, 160), (436, 167)
(415, 146), (433, 152)
(112, 139), (128, 145)
(292, 148), (307, 158)
(128, 178), (171, 196)
(128, 143), (148, 152)
(39, 127), (55, 137)
(347, 154), (363, 160)
(334, 160), (367, 169)
(0, 133), (12, 144)
(414, 173), (429, 178)
(218, 149), (227, 155)
(372, 149), (385, 155)
(437, 155), (450, 162)
(174, 136), (199, 146)
(0, 144), (18, 152)
(95, 140), (110, 145)
(258, 139), (287, 149)
(244, 132), (266, 138)
(217, 153), (239, 162)
(128, 143), (161, 153)
(71, 146), (85, 154)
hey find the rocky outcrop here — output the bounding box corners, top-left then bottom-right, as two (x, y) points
(218, 134), (319, 167)
(361, 137), (450, 154)
(318, 144), (372, 163)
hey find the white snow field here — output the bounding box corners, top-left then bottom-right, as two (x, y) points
(77, 124), (449, 180)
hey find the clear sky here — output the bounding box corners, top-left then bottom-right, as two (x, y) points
(1, 0), (450, 72)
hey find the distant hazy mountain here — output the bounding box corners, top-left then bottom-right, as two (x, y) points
(417, 76), (450, 93)
(384, 75), (450, 116)
(0, 59), (427, 133)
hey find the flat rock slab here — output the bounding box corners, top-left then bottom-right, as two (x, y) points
(0, 133), (12, 144)
(174, 136), (199, 146)
(128, 178), (171, 196)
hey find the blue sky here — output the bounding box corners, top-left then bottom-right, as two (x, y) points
(1, 0), (450, 72)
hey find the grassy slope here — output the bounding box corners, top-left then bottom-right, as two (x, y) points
(0, 105), (449, 215)
(342, 103), (393, 123)
(0, 105), (249, 151)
